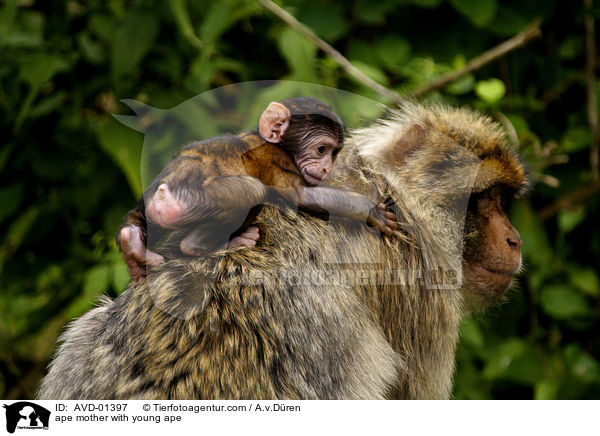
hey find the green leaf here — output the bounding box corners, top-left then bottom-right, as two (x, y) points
(408, 0), (443, 6)
(450, 0), (497, 27)
(199, 0), (235, 46)
(0, 207), (40, 275)
(503, 348), (545, 384)
(534, 380), (559, 400)
(452, 54), (467, 69)
(400, 57), (438, 83)
(0, 143), (14, 174)
(540, 284), (591, 320)
(95, 117), (143, 198)
(559, 127), (591, 153)
(66, 264), (111, 320)
(564, 344), (600, 383)
(350, 61), (389, 86)
(1, 207), (39, 251)
(171, 101), (218, 140)
(506, 114), (529, 134)
(18, 53), (69, 89)
(111, 12), (159, 80)
(475, 78), (506, 103)
(170, 0), (203, 49)
(0, 183), (23, 224)
(277, 28), (317, 81)
(459, 317), (484, 348)
(1, 10), (44, 48)
(36, 264), (64, 292)
(568, 265), (600, 297)
(446, 75), (475, 95)
(510, 200), (553, 268)
(376, 36), (412, 71)
(298, 3), (348, 42)
(77, 32), (106, 64)
(89, 14), (118, 41)
(28, 91), (67, 119)
(558, 207), (585, 233)
(355, 0), (397, 25)
(0, 0), (18, 42)
(83, 264), (110, 294)
(558, 36), (584, 60)
(482, 338), (526, 379)
(112, 261), (130, 293)
(487, 6), (529, 36)
(332, 93), (385, 126)
(528, 270), (546, 293)
(348, 39), (382, 68)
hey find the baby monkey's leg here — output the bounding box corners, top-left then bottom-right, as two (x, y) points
(159, 175), (268, 256)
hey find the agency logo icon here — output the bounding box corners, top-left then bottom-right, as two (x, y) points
(2, 402), (50, 434)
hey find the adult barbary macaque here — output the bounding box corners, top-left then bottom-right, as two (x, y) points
(39, 103), (528, 400)
(119, 97), (397, 281)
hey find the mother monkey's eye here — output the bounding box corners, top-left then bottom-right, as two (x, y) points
(317, 145), (326, 154)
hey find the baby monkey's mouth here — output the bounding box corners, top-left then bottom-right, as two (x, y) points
(304, 174), (323, 186)
(302, 168), (326, 186)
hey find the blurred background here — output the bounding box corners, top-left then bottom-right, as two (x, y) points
(1, 0), (599, 399)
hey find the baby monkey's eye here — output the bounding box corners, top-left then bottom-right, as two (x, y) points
(317, 145), (326, 154)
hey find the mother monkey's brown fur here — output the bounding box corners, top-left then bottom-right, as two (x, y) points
(39, 103), (528, 399)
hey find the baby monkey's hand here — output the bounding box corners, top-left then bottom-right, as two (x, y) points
(367, 200), (397, 237)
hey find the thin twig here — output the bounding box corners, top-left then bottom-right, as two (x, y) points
(258, 0), (404, 104)
(411, 19), (542, 98)
(538, 179), (600, 220)
(538, 174), (560, 188)
(540, 71), (584, 105)
(260, 1), (541, 102)
(170, 0), (203, 50)
(584, 0), (599, 181)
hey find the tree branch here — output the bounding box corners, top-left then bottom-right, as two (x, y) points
(411, 19), (542, 98)
(584, 0), (599, 181)
(260, 1), (542, 103)
(258, 0), (404, 104)
(538, 179), (600, 220)
(540, 71), (584, 105)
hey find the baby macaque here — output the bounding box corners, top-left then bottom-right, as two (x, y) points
(119, 97), (396, 281)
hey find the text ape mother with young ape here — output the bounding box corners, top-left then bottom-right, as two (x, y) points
(39, 102), (527, 400)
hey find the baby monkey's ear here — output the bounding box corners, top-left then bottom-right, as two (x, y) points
(259, 102), (292, 143)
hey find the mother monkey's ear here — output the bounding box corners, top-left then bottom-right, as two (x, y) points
(259, 102), (292, 143)
(385, 122), (427, 166)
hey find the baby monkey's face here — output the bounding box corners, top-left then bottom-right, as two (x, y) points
(258, 97), (345, 187)
(293, 133), (342, 186)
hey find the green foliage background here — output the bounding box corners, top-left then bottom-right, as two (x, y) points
(1, 0), (599, 399)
